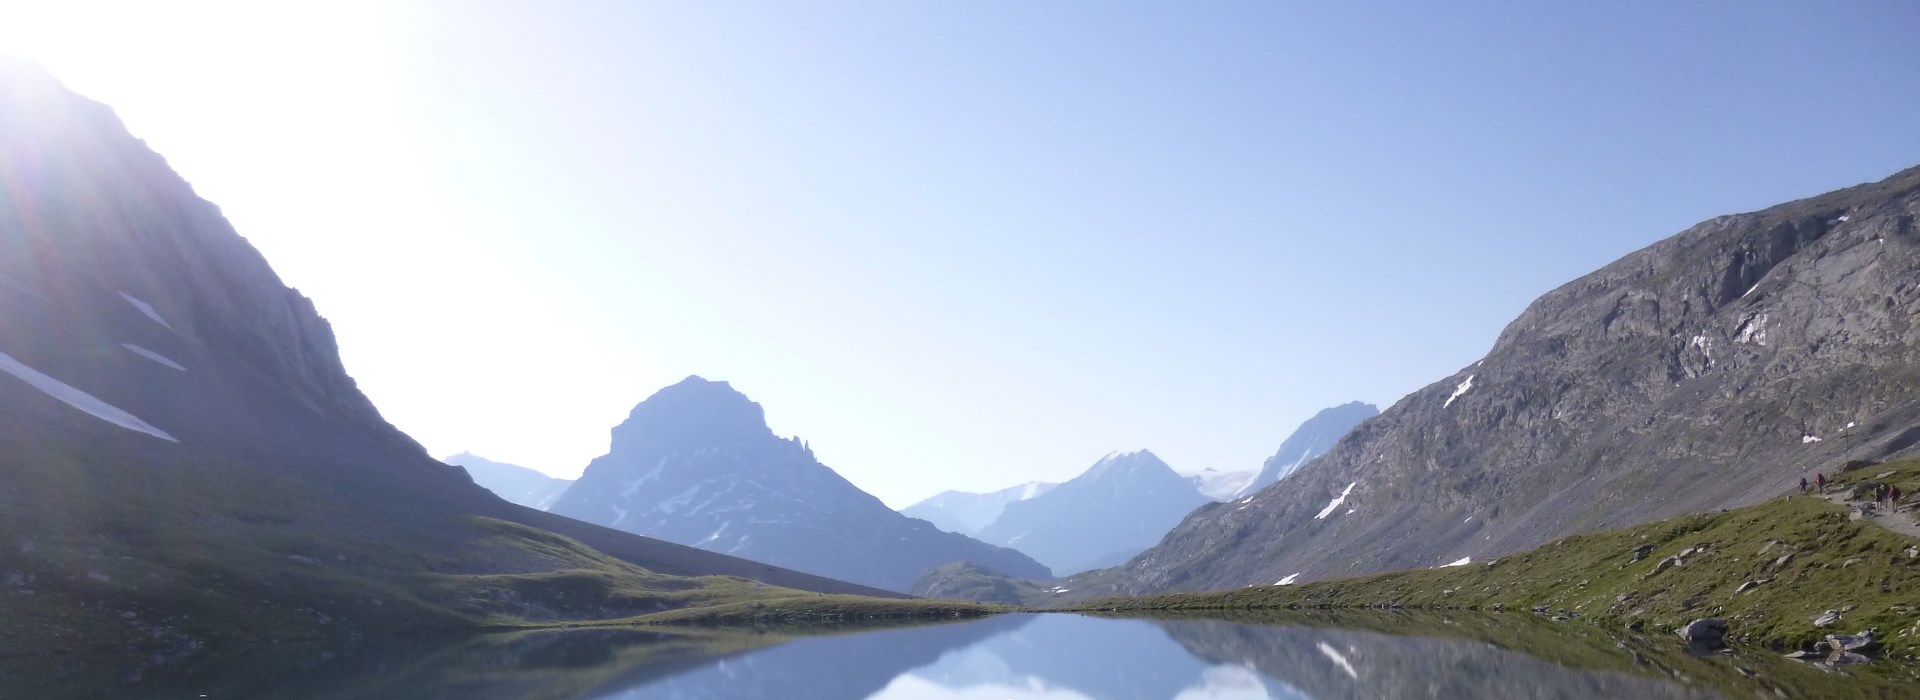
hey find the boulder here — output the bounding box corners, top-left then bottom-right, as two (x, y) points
(1812, 610), (1842, 627)
(1826, 630), (1879, 653)
(1647, 555), (1683, 577)
(1735, 579), (1767, 594)
(1678, 617), (1728, 649)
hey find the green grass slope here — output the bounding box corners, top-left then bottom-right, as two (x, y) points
(1073, 459), (1920, 655)
(0, 447), (974, 656)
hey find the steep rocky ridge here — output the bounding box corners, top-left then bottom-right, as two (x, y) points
(976, 450), (1211, 575)
(0, 62), (895, 653)
(1071, 165), (1920, 597)
(549, 377), (1052, 592)
(1235, 401), (1379, 497)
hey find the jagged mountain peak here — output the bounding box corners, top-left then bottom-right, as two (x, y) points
(552, 380), (1052, 591)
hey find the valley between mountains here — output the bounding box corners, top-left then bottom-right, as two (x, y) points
(6, 56), (1920, 683)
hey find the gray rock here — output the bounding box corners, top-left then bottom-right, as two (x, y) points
(1678, 617), (1728, 648)
(1826, 630), (1878, 652)
(1770, 552), (1795, 570)
(1783, 650), (1819, 660)
(1069, 166), (1920, 598)
(1735, 579), (1767, 593)
(1813, 610), (1842, 627)
(1647, 555), (1683, 577)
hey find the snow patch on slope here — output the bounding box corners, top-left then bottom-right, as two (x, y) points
(120, 292), (173, 330)
(0, 350), (178, 442)
(1443, 375), (1474, 408)
(1442, 556), (1471, 567)
(122, 344), (186, 371)
(1276, 573), (1300, 586)
(1315, 482), (1357, 520)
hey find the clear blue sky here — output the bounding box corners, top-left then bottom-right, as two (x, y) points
(5, 2), (1918, 506)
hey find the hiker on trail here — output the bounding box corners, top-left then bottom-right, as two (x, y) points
(1817, 473), (1828, 491)
(1893, 485), (1904, 506)
(1799, 477), (1809, 493)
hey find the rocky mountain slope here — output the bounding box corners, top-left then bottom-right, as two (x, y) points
(445, 452), (574, 510)
(899, 481), (1055, 535)
(1235, 401), (1379, 498)
(975, 450), (1212, 575)
(547, 377), (1052, 592)
(1069, 165), (1920, 597)
(1186, 468), (1257, 501)
(0, 62), (893, 654)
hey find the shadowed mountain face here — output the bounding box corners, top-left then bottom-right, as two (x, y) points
(1235, 402), (1378, 498)
(1073, 165), (1920, 597)
(976, 450), (1212, 575)
(900, 481), (1056, 535)
(0, 62), (892, 654)
(548, 377), (1052, 592)
(446, 452), (574, 510)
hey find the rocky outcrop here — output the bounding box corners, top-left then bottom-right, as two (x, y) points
(1072, 164), (1920, 597)
(549, 377), (1051, 592)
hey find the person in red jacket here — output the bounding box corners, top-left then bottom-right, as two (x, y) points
(1817, 473), (1827, 491)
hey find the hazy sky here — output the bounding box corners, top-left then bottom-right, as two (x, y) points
(4, 2), (1918, 507)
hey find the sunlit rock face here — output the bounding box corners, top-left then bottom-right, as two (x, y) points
(550, 376), (1051, 592)
(1070, 165), (1920, 597)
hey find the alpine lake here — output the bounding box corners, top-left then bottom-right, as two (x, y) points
(4, 610), (1913, 699)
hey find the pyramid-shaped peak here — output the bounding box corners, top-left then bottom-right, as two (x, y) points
(1085, 449), (1174, 478)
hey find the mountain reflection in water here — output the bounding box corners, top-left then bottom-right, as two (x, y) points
(7, 613), (1746, 699)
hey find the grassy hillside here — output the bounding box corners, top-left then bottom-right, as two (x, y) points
(1070, 459), (1920, 655)
(0, 447), (978, 656)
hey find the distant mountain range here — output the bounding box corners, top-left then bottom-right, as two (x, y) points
(901, 481), (1055, 535)
(1063, 164), (1920, 598)
(547, 377), (1052, 592)
(974, 450), (1212, 575)
(1235, 401), (1379, 498)
(904, 402), (1373, 577)
(444, 452), (573, 510)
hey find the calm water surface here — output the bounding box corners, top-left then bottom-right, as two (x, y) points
(8, 612), (1879, 699)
